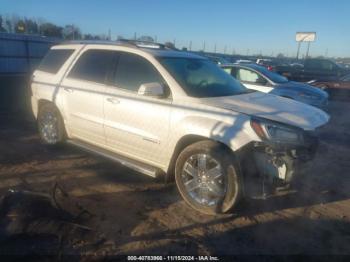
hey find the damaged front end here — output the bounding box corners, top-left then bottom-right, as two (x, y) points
(239, 117), (320, 198)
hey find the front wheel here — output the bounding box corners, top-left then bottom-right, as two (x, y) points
(175, 141), (242, 215)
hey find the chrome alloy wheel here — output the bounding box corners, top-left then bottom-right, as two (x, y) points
(181, 154), (227, 207)
(39, 111), (59, 144)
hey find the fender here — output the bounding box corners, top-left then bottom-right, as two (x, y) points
(163, 112), (257, 171)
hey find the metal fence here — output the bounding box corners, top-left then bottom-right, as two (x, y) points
(0, 33), (61, 112)
(0, 32), (61, 75)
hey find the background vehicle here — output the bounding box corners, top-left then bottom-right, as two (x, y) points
(235, 59), (254, 64)
(309, 74), (350, 101)
(31, 41), (329, 215)
(256, 59), (278, 71)
(206, 55), (230, 65)
(221, 64), (329, 108)
(276, 58), (350, 82)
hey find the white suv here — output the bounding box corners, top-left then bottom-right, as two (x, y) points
(30, 41), (329, 215)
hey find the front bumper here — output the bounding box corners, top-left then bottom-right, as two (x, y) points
(252, 129), (319, 161)
(238, 134), (319, 197)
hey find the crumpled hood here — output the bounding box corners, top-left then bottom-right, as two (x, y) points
(200, 92), (330, 131)
(276, 81), (328, 98)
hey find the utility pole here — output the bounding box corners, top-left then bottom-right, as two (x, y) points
(325, 48), (328, 57)
(134, 32), (137, 40)
(173, 38), (176, 47)
(154, 35), (157, 42)
(214, 43), (216, 53)
(224, 45), (227, 54)
(296, 41), (301, 60)
(108, 29), (111, 40)
(189, 40), (192, 51)
(203, 41), (206, 52)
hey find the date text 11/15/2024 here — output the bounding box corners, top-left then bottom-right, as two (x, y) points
(127, 255), (220, 261)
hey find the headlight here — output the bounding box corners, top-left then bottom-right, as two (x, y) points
(250, 118), (304, 144)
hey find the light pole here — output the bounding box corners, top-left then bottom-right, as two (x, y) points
(306, 41), (311, 58)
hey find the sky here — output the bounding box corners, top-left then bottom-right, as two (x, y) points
(1, 0), (349, 57)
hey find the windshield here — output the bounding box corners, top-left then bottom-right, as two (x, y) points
(159, 57), (249, 98)
(255, 66), (289, 84)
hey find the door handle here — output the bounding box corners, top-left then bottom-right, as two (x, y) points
(63, 87), (74, 93)
(106, 97), (120, 104)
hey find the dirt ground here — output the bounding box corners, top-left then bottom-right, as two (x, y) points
(0, 101), (350, 259)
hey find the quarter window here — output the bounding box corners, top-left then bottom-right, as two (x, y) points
(38, 49), (74, 74)
(68, 50), (116, 84)
(113, 53), (163, 92)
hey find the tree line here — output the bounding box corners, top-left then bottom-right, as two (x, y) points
(0, 14), (177, 46)
(0, 14), (109, 40)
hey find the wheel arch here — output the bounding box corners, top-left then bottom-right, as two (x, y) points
(38, 98), (53, 108)
(165, 134), (238, 182)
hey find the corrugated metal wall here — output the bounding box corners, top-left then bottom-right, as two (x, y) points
(0, 33), (60, 74)
(0, 33), (61, 112)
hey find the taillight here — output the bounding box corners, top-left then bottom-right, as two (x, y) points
(267, 66), (273, 71)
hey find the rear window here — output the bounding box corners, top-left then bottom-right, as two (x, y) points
(68, 50), (116, 84)
(38, 49), (74, 74)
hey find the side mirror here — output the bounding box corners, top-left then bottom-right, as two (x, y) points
(137, 82), (165, 98)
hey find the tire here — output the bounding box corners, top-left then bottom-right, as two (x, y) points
(175, 140), (242, 215)
(37, 103), (66, 145)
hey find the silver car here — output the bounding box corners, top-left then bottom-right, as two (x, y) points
(221, 64), (329, 108)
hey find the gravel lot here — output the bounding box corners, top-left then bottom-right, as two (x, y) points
(0, 101), (350, 258)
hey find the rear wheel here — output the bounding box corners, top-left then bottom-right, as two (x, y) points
(37, 103), (66, 145)
(175, 141), (242, 215)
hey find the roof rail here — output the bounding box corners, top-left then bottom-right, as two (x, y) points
(62, 39), (179, 51)
(117, 39), (179, 50)
(62, 40), (120, 45)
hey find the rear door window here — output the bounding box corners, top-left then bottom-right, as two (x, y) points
(68, 49), (116, 84)
(320, 60), (335, 71)
(305, 60), (323, 70)
(38, 49), (74, 74)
